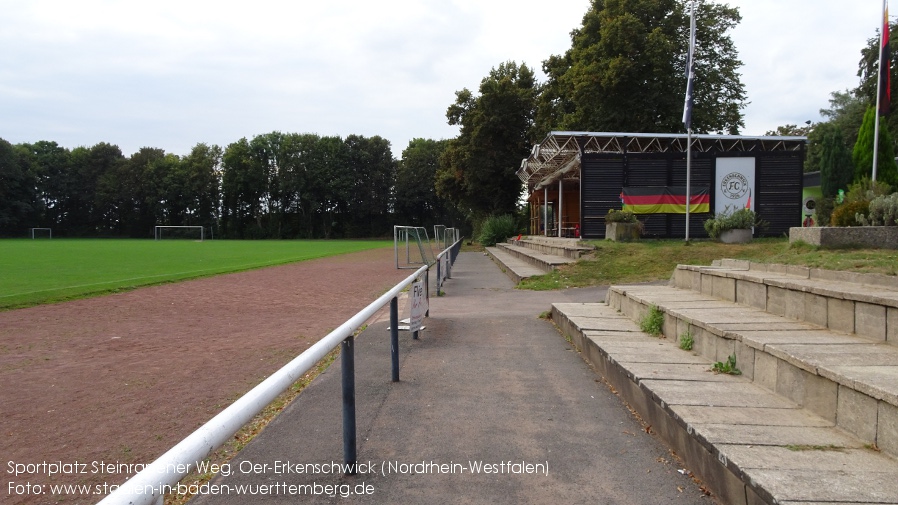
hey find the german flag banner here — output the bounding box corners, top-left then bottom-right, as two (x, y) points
(621, 186), (710, 214)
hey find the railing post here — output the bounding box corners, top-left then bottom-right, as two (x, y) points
(341, 336), (357, 474)
(390, 297), (399, 382)
(436, 257), (442, 296)
(425, 267), (430, 317)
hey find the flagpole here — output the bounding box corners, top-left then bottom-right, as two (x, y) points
(686, 128), (692, 242)
(874, 0), (889, 182)
(683, 0), (696, 242)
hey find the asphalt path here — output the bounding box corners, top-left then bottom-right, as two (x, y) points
(191, 251), (716, 504)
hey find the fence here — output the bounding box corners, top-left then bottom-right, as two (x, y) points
(98, 237), (463, 505)
(435, 234), (462, 295)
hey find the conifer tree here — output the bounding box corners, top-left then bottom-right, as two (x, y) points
(852, 106), (898, 188)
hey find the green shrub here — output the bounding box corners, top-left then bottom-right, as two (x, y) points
(678, 331), (694, 351)
(478, 214), (517, 246)
(639, 305), (664, 337)
(830, 200), (869, 227)
(711, 354), (741, 375)
(845, 177), (892, 204)
(858, 192), (898, 226)
(703, 206), (763, 240)
(605, 209), (638, 223)
(815, 197), (835, 226)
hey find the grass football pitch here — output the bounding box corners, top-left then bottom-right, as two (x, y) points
(0, 239), (393, 310)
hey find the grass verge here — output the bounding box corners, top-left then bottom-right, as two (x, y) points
(518, 238), (898, 289)
(166, 347), (340, 505)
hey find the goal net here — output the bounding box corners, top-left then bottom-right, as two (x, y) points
(433, 225), (460, 250)
(394, 226), (436, 269)
(29, 228), (52, 239)
(154, 226), (205, 241)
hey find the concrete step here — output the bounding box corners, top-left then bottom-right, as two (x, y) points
(483, 247), (544, 284)
(552, 301), (898, 505)
(495, 242), (576, 273)
(671, 259), (898, 345)
(511, 237), (595, 259)
(605, 284), (898, 461)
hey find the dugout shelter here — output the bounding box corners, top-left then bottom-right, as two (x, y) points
(517, 132), (807, 239)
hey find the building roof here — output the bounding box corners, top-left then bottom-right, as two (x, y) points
(517, 131), (808, 191)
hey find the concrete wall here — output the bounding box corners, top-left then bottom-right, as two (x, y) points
(789, 226), (898, 249)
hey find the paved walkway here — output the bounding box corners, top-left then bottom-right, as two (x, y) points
(192, 252), (716, 504)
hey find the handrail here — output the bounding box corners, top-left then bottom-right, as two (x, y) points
(435, 237), (463, 294)
(97, 259), (438, 505)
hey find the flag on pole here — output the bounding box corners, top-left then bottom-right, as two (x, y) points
(880, 1), (891, 116)
(682, 1), (697, 129)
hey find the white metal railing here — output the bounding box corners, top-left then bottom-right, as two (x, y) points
(97, 240), (462, 505)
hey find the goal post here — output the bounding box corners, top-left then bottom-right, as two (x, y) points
(29, 228), (52, 239)
(394, 226), (436, 269)
(154, 226), (205, 241)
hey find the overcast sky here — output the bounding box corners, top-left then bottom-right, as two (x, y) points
(0, 0), (885, 158)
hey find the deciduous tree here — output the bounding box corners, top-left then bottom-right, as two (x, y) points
(537, 0), (745, 135)
(437, 61), (536, 223)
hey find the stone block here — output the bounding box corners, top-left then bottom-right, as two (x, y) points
(713, 276), (737, 302)
(736, 279), (767, 310)
(775, 360), (806, 406)
(784, 289), (805, 321)
(690, 271), (702, 293)
(708, 457), (748, 505)
(766, 262), (809, 277)
(701, 274), (714, 297)
(754, 352), (778, 392)
(745, 485), (768, 505)
(715, 337), (737, 364)
(747, 261), (769, 272)
(790, 225), (898, 249)
(855, 302), (887, 341)
(878, 401), (898, 458)
(696, 327), (717, 362)
(837, 386), (878, 443)
(805, 293), (828, 327)
(767, 286), (786, 317)
(676, 319), (692, 341)
(827, 297), (855, 334)
(672, 268), (692, 290)
(662, 312), (678, 339)
(622, 297), (641, 321)
(888, 307), (898, 344)
(719, 259), (751, 269)
(735, 341), (755, 380)
(803, 372), (838, 423)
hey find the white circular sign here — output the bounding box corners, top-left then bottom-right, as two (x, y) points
(720, 172), (749, 200)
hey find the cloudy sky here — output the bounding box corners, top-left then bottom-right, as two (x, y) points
(0, 0), (885, 158)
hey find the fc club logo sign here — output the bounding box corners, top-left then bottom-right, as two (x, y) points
(720, 172), (749, 200)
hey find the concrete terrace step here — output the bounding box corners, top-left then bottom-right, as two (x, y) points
(512, 237), (595, 259)
(672, 259), (898, 345)
(483, 247), (545, 284)
(605, 284), (898, 461)
(495, 242), (576, 273)
(552, 301), (898, 505)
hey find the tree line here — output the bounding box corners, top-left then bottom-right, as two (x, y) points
(0, 134), (462, 238)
